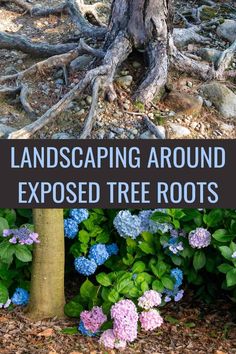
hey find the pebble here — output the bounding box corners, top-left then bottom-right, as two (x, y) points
(108, 131), (115, 139)
(140, 130), (157, 139)
(168, 123), (191, 137)
(86, 96), (92, 105)
(132, 61), (141, 68)
(116, 75), (133, 88)
(51, 133), (74, 139)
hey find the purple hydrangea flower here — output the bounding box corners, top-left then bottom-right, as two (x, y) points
(3, 227), (39, 245)
(111, 299), (138, 342)
(232, 251), (236, 259)
(80, 306), (107, 333)
(78, 321), (97, 337)
(99, 329), (127, 349)
(188, 228), (211, 249)
(174, 289), (184, 302)
(0, 298), (11, 309)
(139, 309), (163, 331)
(138, 290), (162, 309)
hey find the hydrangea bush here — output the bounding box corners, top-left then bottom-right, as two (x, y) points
(0, 208), (236, 349)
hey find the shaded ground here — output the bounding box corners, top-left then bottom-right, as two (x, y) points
(0, 297), (236, 354)
(0, 0), (235, 139)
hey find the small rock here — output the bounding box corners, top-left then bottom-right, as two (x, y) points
(108, 131), (115, 139)
(164, 91), (203, 117)
(80, 100), (87, 107)
(201, 82), (236, 118)
(111, 127), (124, 134)
(52, 133), (74, 139)
(217, 20), (236, 43)
(86, 96), (92, 105)
(70, 55), (93, 72)
(0, 124), (16, 138)
(55, 79), (64, 86)
(77, 109), (85, 116)
(190, 122), (198, 129)
(123, 103), (130, 110)
(197, 48), (222, 63)
(140, 130), (157, 139)
(132, 61), (141, 68)
(220, 123), (234, 133)
(116, 75), (133, 88)
(97, 130), (105, 139)
(204, 99), (212, 108)
(168, 123), (191, 137)
(156, 126), (166, 139)
(187, 81), (193, 88)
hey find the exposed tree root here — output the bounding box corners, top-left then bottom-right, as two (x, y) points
(0, 85), (21, 97)
(20, 84), (36, 119)
(0, 0), (234, 139)
(142, 115), (165, 139)
(0, 32), (78, 58)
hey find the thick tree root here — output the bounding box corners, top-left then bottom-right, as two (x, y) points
(1, 0), (235, 139)
(20, 84), (36, 119)
(8, 33), (131, 139)
(0, 32), (78, 58)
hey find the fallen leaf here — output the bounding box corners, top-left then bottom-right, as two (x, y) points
(38, 328), (54, 337)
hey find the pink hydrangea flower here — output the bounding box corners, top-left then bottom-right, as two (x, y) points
(139, 309), (163, 331)
(111, 299), (138, 342)
(99, 329), (127, 349)
(80, 306), (107, 333)
(138, 290), (162, 309)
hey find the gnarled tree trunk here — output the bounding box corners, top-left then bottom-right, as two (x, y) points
(0, 0), (233, 139)
(27, 209), (65, 320)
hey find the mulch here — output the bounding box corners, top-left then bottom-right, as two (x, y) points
(0, 296), (236, 354)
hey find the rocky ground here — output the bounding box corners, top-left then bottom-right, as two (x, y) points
(0, 296), (236, 354)
(0, 0), (235, 139)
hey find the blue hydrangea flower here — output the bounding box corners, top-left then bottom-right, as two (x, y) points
(88, 244), (109, 266)
(113, 210), (141, 239)
(232, 251), (236, 259)
(74, 257), (97, 276)
(64, 218), (79, 239)
(163, 288), (184, 302)
(69, 209), (89, 224)
(138, 209), (172, 234)
(78, 321), (97, 337)
(164, 237), (184, 255)
(11, 288), (29, 306)
(106, 243), (119, 256)
(171, 268), (183, 288)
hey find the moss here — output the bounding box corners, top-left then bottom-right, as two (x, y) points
(134, 101), (145, 112)
(154, 112), (165, 125)
(200, 6), (218, 21)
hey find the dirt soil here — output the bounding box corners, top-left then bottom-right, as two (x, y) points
(0, 296), (236, 354)
(0, 0), (235, 139)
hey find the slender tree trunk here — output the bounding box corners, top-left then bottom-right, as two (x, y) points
(27, 209), (65, 320)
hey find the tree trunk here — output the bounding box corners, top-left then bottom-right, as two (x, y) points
(27, 209), (65, 320)
(107, 0), (171, 102)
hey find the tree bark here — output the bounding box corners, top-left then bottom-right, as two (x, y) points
(27, 209), (65, 320)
